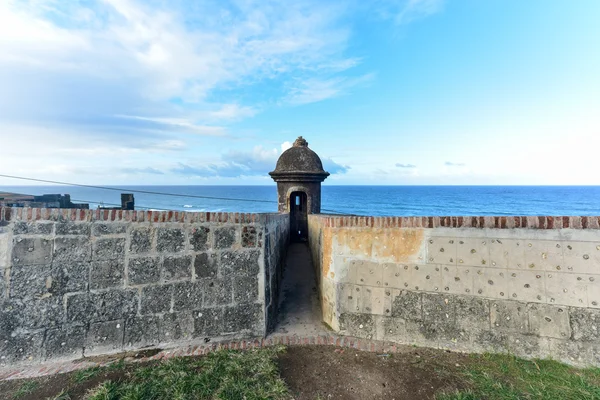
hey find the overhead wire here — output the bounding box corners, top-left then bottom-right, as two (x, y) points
(0, 173), (356, 215)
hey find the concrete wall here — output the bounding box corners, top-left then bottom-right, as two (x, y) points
(0, 208), (288, 367)
(308, 215), (600, 366)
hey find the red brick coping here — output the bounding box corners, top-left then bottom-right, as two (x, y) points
(315, 214), (600, 229)
(0, 334), (405, 381)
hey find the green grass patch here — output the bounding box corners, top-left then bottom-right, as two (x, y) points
(436, 353), (600, 400)
(85, 347), (290, 400)
(12, 381), (40, 399)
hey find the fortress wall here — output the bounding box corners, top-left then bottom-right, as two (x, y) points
(0, 207), (289, 367)
(308, 214), (600, 366)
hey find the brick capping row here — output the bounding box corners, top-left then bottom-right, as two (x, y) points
(316, 214), (600, 230)
(0, 207), (287, 224)
(0, 334), (403, 381)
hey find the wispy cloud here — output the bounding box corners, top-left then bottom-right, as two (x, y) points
(375, 0), (445, 25)
(396, 163), (417, 168)
(119, 167), (165, 175)
(287, 73), (375, 105)
(445, 161), (466, 167)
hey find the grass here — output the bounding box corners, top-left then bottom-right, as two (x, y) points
(12, 381), (40, 398)
(85, 346), (290, 400)
(436, 353), (600, 400)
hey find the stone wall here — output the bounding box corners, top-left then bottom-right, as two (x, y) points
(308, 215), (600, 366)
(0, 208), (289, 367)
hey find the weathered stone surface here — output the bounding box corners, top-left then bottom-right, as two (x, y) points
(475, 330), (509, 353)
(223, 303), (262, 333)
(202, 279), (232, 306)
(173, 282), (203, 311)
(194, 252), (217, 279)
(86, 320), (125, 354)
(339, 313), (375, 339)
(10, 297), (64, 330)
(507, 334), (543, 359)
(455, 296), (490, 332)
(233, 276), (258, 303)
(490, 300), (528, 333)
(528, 303), (570, 339)
(56, 222), (90, 236)
(67, 290), (138, 324)
(93, 238), (126, 260)
(127, 256), (160, 285)
(12, 237), (52, 266)
(43, 326), (85, 360)
(90, 259), (125, 289)
(160, 312), (194, 342)
(242, 226), (259, 248)
(0, 331), (44, 366)
(214, 227), (237, 249)
(130, 227), (154, 253)
(570, 308), (600, 341)
(157, 228), (185, 253)
(141, 285), (172, 315)
(194, 308), (224, 337)
(53, 237), (90, 263)
(220, 250), (260, 276)
(12, 222), (53, 235)
(124, 316), (160, 348)
(391, 290), (422, 321)
(163, 256), (192, 282)
(381, 316), (408, 342)
(546, 338), (592, 365)
(189, 226), (210, 251)
(92, 223), (127, 236)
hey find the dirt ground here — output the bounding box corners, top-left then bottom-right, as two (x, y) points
(279, 346), (469, 400)
(0, 345), (471, 400)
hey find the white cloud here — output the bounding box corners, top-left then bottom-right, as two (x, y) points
(376, 0), (445, 25)
(287, 73), (375, 105)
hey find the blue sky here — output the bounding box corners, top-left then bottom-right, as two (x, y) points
(0, 0), (599, 186)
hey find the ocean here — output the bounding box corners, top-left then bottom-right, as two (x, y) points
(1, 185), (600, 216)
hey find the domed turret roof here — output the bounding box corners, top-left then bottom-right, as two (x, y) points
(269, 137), (330, 182)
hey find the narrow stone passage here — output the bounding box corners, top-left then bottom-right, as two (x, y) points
(274, 243), (329, 337)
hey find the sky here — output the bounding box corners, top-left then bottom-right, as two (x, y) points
(0, 0), (599, 186)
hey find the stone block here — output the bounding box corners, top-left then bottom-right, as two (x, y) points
(130, 227), (154, 253)
(160, 311), (195, 342)
(472, 266), (508, 299)
(528, 303), (570, 339)
(355, 260), (383, 287)
(360, 286), (385, 315)
(56, 222), (91, 236)
(189, 226), (210, 251)
(12, 237), (52, 266)
(0, 302), (20, 340)
(3, 297), (64, 330)
(124, 315), (160, 348)
(53, 237), (90, 263)
(233, 276), (258, 304)
(93, 238), (126, 260)
(90, 259), (125, 289)
(339, 313), (375, 339)
(141, 285), (172, 315)
(570, 307), (600, 341)
(488, 238), (510, 268)
(546, 338), (592, 366)
(92, 223), (127, 236)
(220, 250), (260, 277)
(441, 265), (473, 296)
(163, 256), (193, 282)
(173, 281), (203, 311)
(455, 296), (490, 332)
(490, 300), (528, 333)
(194, 252), (218, 279)
(214, 227), (237, 249)
(508, 334), (545, 359)
(86, 320), (124, 354)
(507, 270), (546, 303)
(422, 293), (455, 326)
(0, 232), (9, 268)
(194, 308), (224, 337)
(157, 228), (185, 253)
(545, 272), (588, 307)
(563, 241), (600, 274)
(223, 303), (262, 333)
(202, 279), (232, 306)
(474, 330), (509, 353)
(127, 256), (160, 285)
(409, 264), (443, 293)
(381, 316), (407, 342)
(391, 290), (422, 321)
(524, 240), (563, 272)
(242, 226), (259, 248)
(66, 290), (138, 324)
(53, 262), (89, 293)
(382, 263), (408, 289)
(426, 237), (457, 265)
(456, 238), (489, 267)
(10, 262), (86, 299)
(43, 325), (85, 360)
(0, 331), (44, 366)
(12, 222), (53, 235)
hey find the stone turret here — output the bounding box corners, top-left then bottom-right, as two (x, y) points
(269, 137), (329, 214)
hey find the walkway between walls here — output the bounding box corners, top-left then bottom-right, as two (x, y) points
(273, 242), (330, 337)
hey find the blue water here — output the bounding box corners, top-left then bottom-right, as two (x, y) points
(1, 185), (600, 216)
